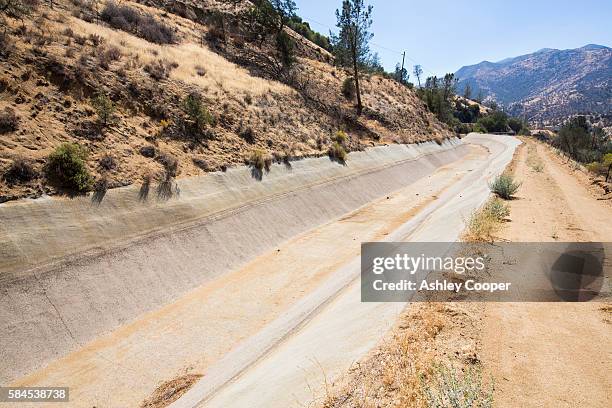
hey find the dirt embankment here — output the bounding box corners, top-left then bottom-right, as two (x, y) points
(0, 0), (450, 202)
(319, 136), (611, 408)
(482, 138), (611, 408)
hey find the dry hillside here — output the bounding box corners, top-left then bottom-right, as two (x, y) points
(0, 0), (451, 202)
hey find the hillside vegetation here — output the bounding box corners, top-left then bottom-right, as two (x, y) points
(0, 0), (451, 202)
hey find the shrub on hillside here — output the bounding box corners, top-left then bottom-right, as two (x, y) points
(332, 130), (348, 144)
(183, 92), (215, 138)
(553, 117), (609, 163)
(91, 93), (115, 126)
(156, 152), (179, 178)
(97, 45), (122, 69)
(0, 30), (15, 57)
(99, 154), (117, 171)
(489, 173), (521, 200)
(101, 2), (176, 45)
(341, 77), (356, 100)
(275, 31), (295, 68)
(328, 142), (347, 163)
(250, 149), (271, 173)
(0, 107), (19, 133)
(3, 158), (38, 184)
(46, 143), (93, 192)
(239, 125), (256, 143)
(144, 59), (176, 80)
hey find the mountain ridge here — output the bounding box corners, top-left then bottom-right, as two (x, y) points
(455, 44), (612, 125)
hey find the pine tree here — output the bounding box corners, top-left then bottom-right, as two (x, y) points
(330, 0), (374, 116)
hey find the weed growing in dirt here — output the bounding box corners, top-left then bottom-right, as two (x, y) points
(463, 198), (509, 242)
(421, 364), (494, 408)
(489, 174), (521, 200)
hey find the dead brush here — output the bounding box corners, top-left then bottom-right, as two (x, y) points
(462, 198), (509, 242)
(421, 364), (494, 408)
(321, 303), (451, 408)
(249, 149), (271, 173)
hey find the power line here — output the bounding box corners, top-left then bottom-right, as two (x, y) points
(299, 14), (438, 77)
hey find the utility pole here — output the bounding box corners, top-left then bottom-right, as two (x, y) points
(400, 51), (405, 84)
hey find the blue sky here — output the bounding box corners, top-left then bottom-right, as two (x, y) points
(294, 0), (612, 77)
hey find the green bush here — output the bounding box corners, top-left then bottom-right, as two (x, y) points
(473, 122), (486, 133)
(183, 92), (215, 138)
(332, 130), (348, 144)
(507, 117), (524, 134)
(489, 173), (521, 200)
(46, 143), (93, 192)
(485, 197), (510, 220)
(341, 77), (356, 100)
(275, 31), (295, 68)
(477, 110), (508, 133)
(464, 197), (509, 242)
(91, 93), (115, 126)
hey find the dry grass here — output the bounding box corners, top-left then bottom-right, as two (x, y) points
(526, 144), (544, 172)
(140, 374), (202, 408)
(462, 198), (509, 242)
(320, 302), (485, 408)
(0, 0), (451, 201)
(68, 17), (291, 97)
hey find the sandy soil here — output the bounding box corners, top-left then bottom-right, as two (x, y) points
(482, 138), (612, 408)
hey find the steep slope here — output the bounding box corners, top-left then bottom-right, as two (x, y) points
(455, 44), (612, 125)
(0, 0), (450, 202)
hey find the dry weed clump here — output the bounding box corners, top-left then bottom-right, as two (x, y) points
(101, 1), (177, 45)
(144, 59), (177, 80)
(321, 303), (486, 408)
(3, 158), (38, 184)
(462, 198), (509, 242)
(249, 149), (271, 173)
(0, 107), (20, 133)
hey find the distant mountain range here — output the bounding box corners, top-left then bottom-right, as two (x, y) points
(455, 44), (612, 125)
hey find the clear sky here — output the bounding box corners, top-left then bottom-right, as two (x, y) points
(294, 0), (612, 77)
